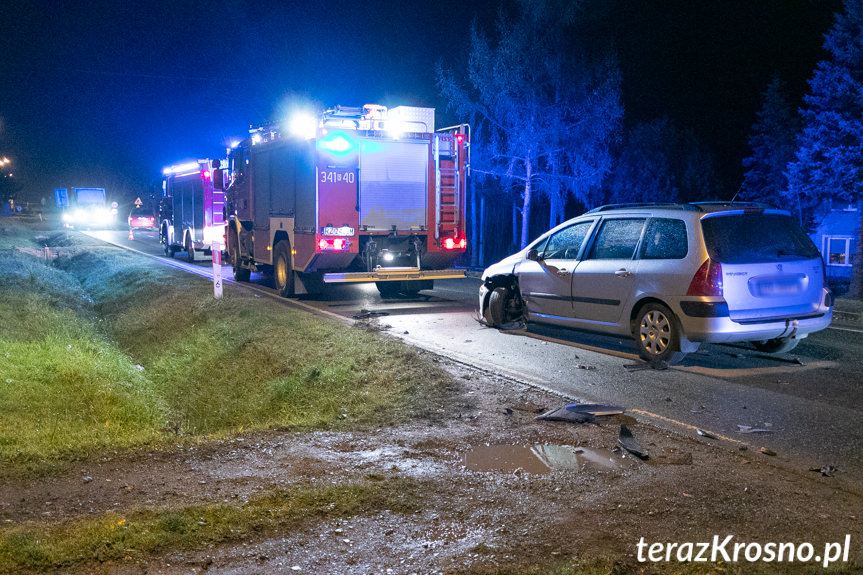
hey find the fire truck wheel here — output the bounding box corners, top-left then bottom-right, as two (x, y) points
(163, 242), (175, 258)
(376, 282), (400, 298)
(185, 233), (196, 263)
(273, 242), (294, 297)
(231, 237), (250, 281)
(233, 260), (250, 282)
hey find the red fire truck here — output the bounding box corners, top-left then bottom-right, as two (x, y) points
(219, 104), (469, 297)
(160, 160), (228, 261)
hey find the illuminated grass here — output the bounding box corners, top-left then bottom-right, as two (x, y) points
(0, 224), (454, 465)
(0, 479), (421, 574)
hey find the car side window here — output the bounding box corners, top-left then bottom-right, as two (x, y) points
(639, 218), (688, 260)
(586, 218), (646, 260)
(541, 221), (593, 260)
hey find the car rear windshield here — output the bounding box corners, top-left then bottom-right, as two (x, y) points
(701, 213), (820, 264)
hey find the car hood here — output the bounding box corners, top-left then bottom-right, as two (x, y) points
(480, 250), (526, 281)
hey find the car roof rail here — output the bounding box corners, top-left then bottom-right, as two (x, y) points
(585, 203), (702, 214)
(689, 201), (777, 209)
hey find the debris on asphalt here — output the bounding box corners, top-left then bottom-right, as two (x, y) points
(352, 309), (390, 320)
(760, 447), (777, 456)
(536, 403), (624, 423)
(696, 429), (718, 440)
(624, 358), (670, 371)
(809, 465), (837, 477)
(690, 404), (707, 413)
(737, 425), (773, 433)
(649, 359), (669, 370)
(565, 403), (625, 416)
(624, 363), (651, 372)
(535, 406), (594, 424)
(618, 425), (649, 460)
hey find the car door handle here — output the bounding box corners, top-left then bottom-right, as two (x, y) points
(614, 269), (631, 278)
(555, 268), (569, 276)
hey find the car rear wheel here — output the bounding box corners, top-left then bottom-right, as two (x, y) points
(633, 303), (682, 363)
(752, 337), (799, 354)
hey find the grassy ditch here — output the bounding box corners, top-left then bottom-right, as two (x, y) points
(0, 223), (455, 466)
(0, 478), (421, 573)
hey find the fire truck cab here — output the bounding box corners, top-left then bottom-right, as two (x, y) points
(220, 104), (469, 297)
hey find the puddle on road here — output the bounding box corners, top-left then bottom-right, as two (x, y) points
(462, 444), (620, 474)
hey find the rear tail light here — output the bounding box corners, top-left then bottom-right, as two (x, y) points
(442, 237), (466, 250)
(318, 238), (348, 251)
(687, 259), (723, 296)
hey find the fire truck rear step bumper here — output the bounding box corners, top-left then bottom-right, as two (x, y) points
(322, 268), (467, 283)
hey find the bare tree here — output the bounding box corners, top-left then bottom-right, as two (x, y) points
(438, 0), (622, 250)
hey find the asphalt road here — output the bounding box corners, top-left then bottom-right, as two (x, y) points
(88, 229), (863, 481)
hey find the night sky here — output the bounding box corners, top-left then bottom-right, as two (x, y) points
(0, 0), (843, 205)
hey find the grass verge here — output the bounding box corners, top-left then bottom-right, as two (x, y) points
(0, 478), (421, 574)
(0, 222), (455, 466)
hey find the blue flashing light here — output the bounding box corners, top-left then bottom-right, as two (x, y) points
(317, 131), (356, 155)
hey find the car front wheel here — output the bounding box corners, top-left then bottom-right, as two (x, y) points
(485, 286), (520, 327)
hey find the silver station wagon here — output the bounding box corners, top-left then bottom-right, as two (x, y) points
(479, 203), (833, 363)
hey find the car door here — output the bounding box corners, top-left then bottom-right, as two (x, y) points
(517, 220), (595, 318)
(571, 217), (647, 325)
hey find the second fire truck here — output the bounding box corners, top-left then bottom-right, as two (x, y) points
(218, 104), (469, 297)
(160, 160), (228, 261)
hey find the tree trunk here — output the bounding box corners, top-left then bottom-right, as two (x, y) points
(520, 160), (532, 249)
(849, 204), (863, 300)
(479, 193), (486, 267)
(512, 202), (519, 252)
(549, 184), (564, 229)
(469, 181), (478, 268)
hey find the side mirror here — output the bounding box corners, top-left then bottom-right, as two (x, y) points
(527, 248), (540, 261)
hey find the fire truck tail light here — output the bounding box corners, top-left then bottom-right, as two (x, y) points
(318, 238), (349, 251)
(455, 134), (466, 144)
(442, 237), (466, 250)
(203, 170), (211, 179)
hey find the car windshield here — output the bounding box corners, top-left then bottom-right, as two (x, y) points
(701, 213), (820, 264)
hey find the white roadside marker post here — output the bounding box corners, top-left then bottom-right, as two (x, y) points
(212, 240), (223, 299)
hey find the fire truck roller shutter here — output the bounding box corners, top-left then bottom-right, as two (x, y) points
(359, 138), (428, 231)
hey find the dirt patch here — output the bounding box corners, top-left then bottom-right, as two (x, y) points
(2, 358), (861, 574)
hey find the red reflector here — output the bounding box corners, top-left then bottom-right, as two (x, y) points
(442, 237), (466, 250)
(687, 259), (723, 296)
(318, 238), (348, 251)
